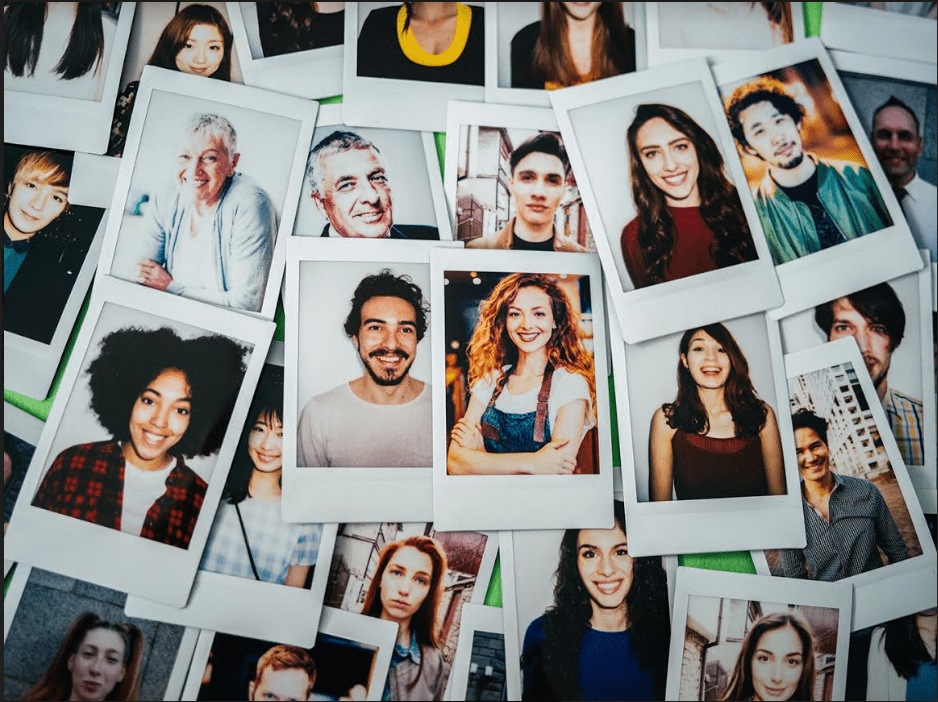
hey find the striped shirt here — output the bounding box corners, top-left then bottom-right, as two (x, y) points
(883, 387), (925, 467)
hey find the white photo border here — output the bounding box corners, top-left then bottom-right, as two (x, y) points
(445, 603), (505, 702)
(821, 2), (937, 65)
(3, 403), (44, 577)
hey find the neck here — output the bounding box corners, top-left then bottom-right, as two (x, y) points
(589, 602), (629, 632)
(514, 348), (549, 378)
(3, 213), (35, 242)
(875, 375), (889, 403)
(916, 611), (937, 661)
(771, 154), (816, 189)
(248, 467), (281, 500)
(665, 187), (701, 208)
(317, 1), (344, 12)
(48, 2), (79, 20)
(381, 610), (413, 648)
(890, 170), (916, 188)
(566, 11), (598, 38)
(513, 215), (555, 243)
(121, 442), (173, 472)
(802, 471), (836, 500)
(697, 386), (728, 416)
(351, 374), (423, 406)
(410, 2), (457, 21)
(191, 198), (220, 218)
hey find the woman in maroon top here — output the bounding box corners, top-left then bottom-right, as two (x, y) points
(620, 104), (757, 289)
(649, 323), (785, 501)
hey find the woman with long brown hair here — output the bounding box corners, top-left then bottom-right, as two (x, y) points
(448, 272), (596, 476)
(361, 535), (450, 701)
(649, 323), (785, 501)
(620, 103), (757, 289)
(511, 2), (635, 90)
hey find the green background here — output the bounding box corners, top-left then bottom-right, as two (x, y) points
(4, 4), (826, 604)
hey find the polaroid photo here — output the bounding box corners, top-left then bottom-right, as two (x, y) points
(645, 2), (805, 68)
(95, 65), (317, 320)
(284, 238), (462, 523)
(445, 604), (505, 702)
(832, 51), (938, 264)
(610, 299), (804, 556)
(323, 521), (498, 701)
(180, 607), (396, 701)
(341, 2), (485, 133)
(431, 248), (615, 531)
(3, 275), (274, 608)
(124, 342), (339, 646)
(4, 147), (118, 400)
(821, 2), (937, 64)
(484, 2), (647, 108)
(500, 497), (679, 701)
(4, 403), (44, 576)
(778, 252), (937, 513)
(551, 58), (782, 344)
(754, 337), (938, 631)
(665, 566), (853, 702)
(294, 103), (453, 242)
(712, 38), (924, 320)
(3, 564), (200, 702)
(3, 2), (136, 154)
(226, 2), (344, 100)
(443, 101), (600, 254)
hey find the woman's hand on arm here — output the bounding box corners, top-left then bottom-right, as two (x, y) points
(760, 405), (787, 496)
(649, 407), (676, 502)
(451, 417), (484, 451)
(283, 565), (310, 589)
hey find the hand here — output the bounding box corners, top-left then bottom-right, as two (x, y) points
(451, 418), (485, 451)
(528, 439), (577, 475)
(339, 684), (368, 701)
(136, 259), (173, 291)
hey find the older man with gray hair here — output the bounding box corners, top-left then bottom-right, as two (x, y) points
(134, 112), (277, 312)
(307, 130), (438, 240)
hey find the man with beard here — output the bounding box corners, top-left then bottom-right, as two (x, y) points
(297, 269), (433, 467)
(725, 76), (891, 265)
(815, 283), (924, 467)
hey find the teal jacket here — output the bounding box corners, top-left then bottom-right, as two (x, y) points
(752, 156), (891, 265)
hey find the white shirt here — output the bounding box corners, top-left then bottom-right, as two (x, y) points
(170, 209), (218, 288)
(901, 173), (937, 261)
(120, 459), (175, 536)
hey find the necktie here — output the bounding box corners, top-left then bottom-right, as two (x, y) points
(894, 186), (908, 202)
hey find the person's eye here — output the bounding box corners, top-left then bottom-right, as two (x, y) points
(832, 323), (850, 333)
(371, 174), (389, 184)
(202, 156), (217, 164)
(756, 654), (769, 662)
(616, 548), (629, 556)
(209, 44), (223, 51)
(179, 155), (191, 163)
(581, 549), (595, 558)
(140, 396), (154, 406)
(400, 327), (415, 334)
(107, 655), (121, 664)
(787, 658), (802, 667)
(25, 182), (37, 189)
(717, 347), (726, 354)
(336, 181), (355, 192)
(675, 142), (688, 151)
(547, 176), (563, 186)
(176, 406), (190, 416)
(184, 42), (194, 50)
(53, 194), (65, 203)
(870, 325), (889, 336)
(416, 576), (430, 586)
(507, 310), (520, 317)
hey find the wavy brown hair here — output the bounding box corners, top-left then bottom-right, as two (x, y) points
(664, 323), (768, 438)
(467, 273), (596, 412)
(147, 4), (233, 81)
(625, 103), (756, 287)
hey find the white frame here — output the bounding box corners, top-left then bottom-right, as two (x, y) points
(179, 607), (398, 701)
(3, 564), (201, 702)
(445, 603), (505, 702)
(431, 248), (614, 531)
(3, 3), (137, 154)
(3, 276), (275, 607)
(753, 338), (938, 631)
(95, 65), (318, 321)
(645, 1), (805, 68)
(225, 2), (344, 99)
(341, 2), (485, 132)
(4, 153), (119, 400)
(609, 296), (805, 556)
(3, 402), (45, 576)
(821, 2), (937, 65)
(483, 2), (648, 107)
(711, 38), (925, 320)
(664, 566), (853, 702)
(551, 58), (782, 344)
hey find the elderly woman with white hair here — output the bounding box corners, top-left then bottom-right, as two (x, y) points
(133, 113), (277, 312)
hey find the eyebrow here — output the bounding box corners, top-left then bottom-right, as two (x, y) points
(508, 304), (549, 312)
(756, 648), (802, 658)
(516, 169), (563, 179)
(641, 137), (689, 151)
(362, 318), (416, 327)
(578, 542), (628, 550)
(143, 387), (192, 401)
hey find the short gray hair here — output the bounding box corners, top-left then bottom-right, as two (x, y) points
(188, 113), (238, 159)
(306, 130), (385, 199)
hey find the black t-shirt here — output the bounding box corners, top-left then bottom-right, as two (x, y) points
(777, 169), (845, 250)
(512, 232), (555, 251)
(256, 4), (345, 56)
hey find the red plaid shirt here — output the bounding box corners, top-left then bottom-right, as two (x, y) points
(32, 440), (207, 549)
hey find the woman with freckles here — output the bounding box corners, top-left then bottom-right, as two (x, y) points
(620, 103), (757, 289)
(32, 326), (247, 549)
(447, 272), (596, 475)
(650, 322), (785, 501)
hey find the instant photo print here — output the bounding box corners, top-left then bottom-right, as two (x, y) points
(445, 604), (506, 702)
(3, 276), (274, 608)
(754, 338), (938, 631)
(551, 58), (782, 344)
(664, 567), (853, 702)
(4, 403), (44, 576)
(712, 38), (924, 320)
(821, 1), (937, 64)
(431, 248), (614, 531)
(96, 65), (317, 320)
(3, 2), (136, 154)
(483, 2), (647, 107)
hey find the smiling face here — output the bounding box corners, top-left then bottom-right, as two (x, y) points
(872, 105), (923, 187)
(67, 628), (126, 702)
(827, 297), (893, 389)
(174, 23), (225, 77)
(176, 131), (239, 209)
(794, 426), (831, 484)
(4, 173), (69, 238)
(248, 412), (283, 474)
(125, 368), (192, 469)
(681, 330), (731, 390)
(750, 625), (805, 702)
(249, 667), (313, 702)
(739, 100), (804, 170)
(316, 148), (393, 238)
(509, 151), (567, 229)
(353, 296), (419, 386)
(505, 286), (555, 357)
(379, 545), (434, 624)
(636, 117), (701, 207)
(561, 1), (602, 20)
(577, 523), (634, 613)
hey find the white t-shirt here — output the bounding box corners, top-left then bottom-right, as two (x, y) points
(470, 367), (595, 443)
(169, 210), (218, 289)
(120, 459), (175, 536)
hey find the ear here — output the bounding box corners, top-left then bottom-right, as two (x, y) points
(229, 152), (241, 173)
(743, 144), (759, 159)
(117, 664), (126, 684)
(68, 653), (75, 673)
(680, 353), (688, 369)
(248, 681), (256, 701)
(351, 334), (360, 352)
(311, 191), (326, 216)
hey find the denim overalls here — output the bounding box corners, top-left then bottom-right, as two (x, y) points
(480, 364), (555, 453)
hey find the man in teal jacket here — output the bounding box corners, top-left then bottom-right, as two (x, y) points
(725, 76), (891, 265)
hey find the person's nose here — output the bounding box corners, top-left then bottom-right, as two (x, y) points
(598, 553), (615, 576)
(88, 655), (104, 676)
(662, 148), (678, 172)
(888, 133), (902, 151)
(260, 429), (278, 451)
(195, 43), (208, 64)
(853, 327), (871, 353)
(150, 403), (172, 429)
(29, 188), (49, 212)
(397, 578), (411, 596)
(357, 178), (381, 205)
(769, 660), (784, 683)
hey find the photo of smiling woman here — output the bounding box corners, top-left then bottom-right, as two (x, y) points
(621, 104), (758, 289)
(447, 272), (597, 476)
(31, 326), (247, 549)
(649, 322), (785, 501)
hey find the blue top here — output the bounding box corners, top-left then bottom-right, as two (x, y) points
(906, 660), (937, 701)
(4, 234), (30, 293)
(522, 615), (656, 701)
(382, 631), (421, 701)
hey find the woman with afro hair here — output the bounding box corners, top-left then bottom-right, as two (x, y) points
(32, 326), (247, 549)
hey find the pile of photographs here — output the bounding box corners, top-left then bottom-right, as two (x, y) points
(4, 3), (936, 701)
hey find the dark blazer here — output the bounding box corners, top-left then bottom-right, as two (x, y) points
(320, 223), (439, 240)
